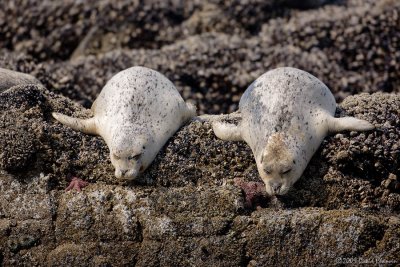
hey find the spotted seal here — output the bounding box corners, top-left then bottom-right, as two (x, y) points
(212, 67), (374, 195)
(53, 66), (196, 180)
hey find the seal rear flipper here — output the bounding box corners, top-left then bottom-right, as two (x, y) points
(52, 112), (98, 135)
(328, 116), (375, 133)
(185, 102), (197, 120)
(212, 121), (243, 141)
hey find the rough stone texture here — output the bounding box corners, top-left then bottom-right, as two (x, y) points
(0, 0), (332, 61)
(0, 0), (298, 61)
(1, 0), (399, 114)
(260, 0), (400, 98)
(0, 0), (399, 265)
(0, 85), (399, 265)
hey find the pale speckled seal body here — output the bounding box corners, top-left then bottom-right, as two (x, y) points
(213, 67), (374, 196)
(53, 66), (196, 180)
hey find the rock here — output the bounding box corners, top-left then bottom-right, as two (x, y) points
(0, 85), (398, 265)
(0, 0), (297, 61)
(260, 0), (400, 99)
(3, 1), (398, 115)
(0, 0), (399, 264)
(243, 209), (399, 266)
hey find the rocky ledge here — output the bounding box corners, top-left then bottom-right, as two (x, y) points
(0, 84), (399, 266)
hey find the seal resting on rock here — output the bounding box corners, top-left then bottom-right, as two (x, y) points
(0, 67), (42, 92)
(53, 66), (196, 180)
(213, 67), (374, 196)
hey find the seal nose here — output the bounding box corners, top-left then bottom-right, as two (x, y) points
(269, 181), (282, 195)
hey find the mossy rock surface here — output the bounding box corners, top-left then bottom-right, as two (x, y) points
(1, 0), (399, 265)
(0, 85), (399, 265)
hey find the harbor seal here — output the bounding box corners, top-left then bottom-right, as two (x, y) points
(53, 66), (196, 180)
(212, 67), (374, 196)
(0, 68), (42, 92)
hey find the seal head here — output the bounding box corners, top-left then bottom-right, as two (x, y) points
(256, 133), (298, 195)
(109, 127), (152, 179)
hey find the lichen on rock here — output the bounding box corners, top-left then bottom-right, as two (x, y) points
(0, 84), (399, 265)
(0, 0), (399, 265)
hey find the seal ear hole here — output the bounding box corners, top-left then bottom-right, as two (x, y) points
(113, 154), (121, 160)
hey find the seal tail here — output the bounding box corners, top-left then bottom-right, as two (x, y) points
(52, 112), (98, 135)
(212, 121), (243, 141)
(328, 116), (374, 133)
(183, 102), (197, 121)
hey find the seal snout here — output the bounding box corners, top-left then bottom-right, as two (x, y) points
(265, 180), (292, 196)
(115, 168), (139, 180)
(269, 181), (283, 195)
(120, 169), (129, 176)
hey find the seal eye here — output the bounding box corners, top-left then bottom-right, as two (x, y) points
(264, 168), (272, 175)
(114, 154), (121, 160)
(128, 154), (141, 161)
(281, 168), (292, 175)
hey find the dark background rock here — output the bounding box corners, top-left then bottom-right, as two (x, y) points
(0, 0), (399, 265)
(1, 0), (399, 115)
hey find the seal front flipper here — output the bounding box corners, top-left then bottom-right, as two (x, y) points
(52, 112), (98, 135)
(212, 121), (243, 141)
(184, 102), (197, 121)
(328, 116), (374, 133)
